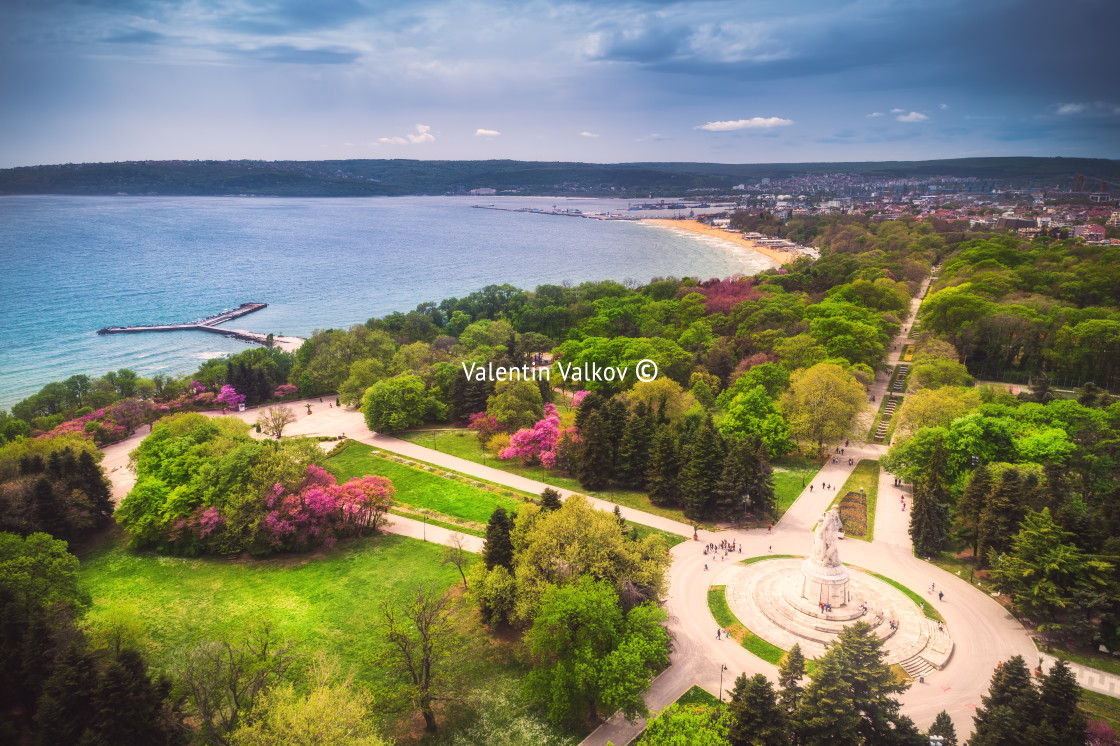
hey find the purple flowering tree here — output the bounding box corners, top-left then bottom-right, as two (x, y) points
(216, 384), (246, 410)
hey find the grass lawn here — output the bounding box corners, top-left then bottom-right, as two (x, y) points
(707, 585), (787, 666)
(1042, 642), (1120, 678)
(676, 685), (722, 707)
(1081, 689), (1120, 731)
(78, 532), (584, 744)
(771, 456), (819, 519)
(740, 554), (800, 566)
(79, 533), (467, 688)
(325, 440), (526, 526)
(829, 459), (879, 542)
(397, 428), (708, 527)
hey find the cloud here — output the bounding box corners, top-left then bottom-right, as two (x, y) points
(890, 108), (905, 114)
(939, 103), (949, 110)
(1055, 102), (1120, 116)
(695, 117), (793, 131)
(580, 131), (599, 138)
(867, 112), (883, 117)
(378, 124), (434, 145)
(474, 128), (500, 137)
(896, 111), (928, 122)
(228, 44), (361, 64)
(637, 133), (669, 142)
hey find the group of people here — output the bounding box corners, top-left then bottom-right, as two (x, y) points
(818, 601), (834, 614)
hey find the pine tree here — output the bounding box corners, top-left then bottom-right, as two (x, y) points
(679, 419), (725, 520)
(483, 508), (514, 570)
(778, 643), (807, 713)
(728, 673), (788, 746)
(748, 437), (777, 518)
(78, 450), (114, 522)
(616, 402), (654, 489)
(714, 437), (754, 522)
(910, 441), (952, 556)
(971, 655), (1039, 746)
(927, 710), (957, 746)
(797, 646), (860, 746)
(645, 426), (680, 506)
(539, 488), (562, 512)
(1038, 659), (1086, 745)
(32, 476), (66, 539)
(577, 409), (614, 490)
(833, 622), (910, 744)
(34, 641), (98, 745)
(957, 465), (992, 560)
(86, 648), (173, 745)
(977, 468), (1024, 566)
(603, 397), (629, 471)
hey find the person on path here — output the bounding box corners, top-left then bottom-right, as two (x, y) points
(938, 591), (944, 601)
(704, 563), (708, 571)
(716, 628), (720, 640)
(810, 485), (814, 492)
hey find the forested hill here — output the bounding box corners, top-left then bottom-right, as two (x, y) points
(1, 156), (1118, 197)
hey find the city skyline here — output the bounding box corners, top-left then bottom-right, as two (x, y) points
(1, 0), (1118, 168)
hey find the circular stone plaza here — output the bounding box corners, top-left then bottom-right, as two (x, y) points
(723, 507), (953, 679)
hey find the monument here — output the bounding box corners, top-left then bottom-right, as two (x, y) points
(801, 507), (851, 607)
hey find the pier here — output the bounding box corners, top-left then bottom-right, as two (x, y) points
(97, 303), (280, 346)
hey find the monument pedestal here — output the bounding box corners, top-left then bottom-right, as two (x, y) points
(800, 558), (850, 607)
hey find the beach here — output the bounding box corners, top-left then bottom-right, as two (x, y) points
(641, 218), (798, 266)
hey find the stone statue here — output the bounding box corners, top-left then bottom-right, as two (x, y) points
(810, 508), (843, 567)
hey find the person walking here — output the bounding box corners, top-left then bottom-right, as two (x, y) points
(938, 591), (944, 601)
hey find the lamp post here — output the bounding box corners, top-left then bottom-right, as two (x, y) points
(719, 664), (728, 702)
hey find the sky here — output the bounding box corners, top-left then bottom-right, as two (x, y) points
(1, 0), (1118, 168)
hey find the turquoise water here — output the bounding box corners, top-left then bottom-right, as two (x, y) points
(0, 195), (771, 409)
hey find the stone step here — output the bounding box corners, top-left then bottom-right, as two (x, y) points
(900, 655), (934, 677)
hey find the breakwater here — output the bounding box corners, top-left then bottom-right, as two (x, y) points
(96, 303), (272, 345)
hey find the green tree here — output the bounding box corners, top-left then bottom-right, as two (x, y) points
(639, 703), (730, 745)
(927, 710), (957, 746)
(909, 441), (952, 556)
(616, 402), (654, 489)
(977, 467), (1026, 566)
(1037, 659), (1086, 745)
(797, 646), (860, 745)
(782, 363), (866, 460)
(511, 497), (670, 623)
(32, 641), (98, 745)
(719, 385), (793, 459)
(362, 374), (433, 432)
(524, 577), (669, 724)
(539, 487), (563, 512)
(728, 673), (788, 746)
(85, 647), (179, 746)
(970, 655), (1039, 746)
(778, 643), (807, 713)
(956, 464), (992, 560)
(482, 507), (514, 570)
(990, 509), (1113, 642)
(576, 409), (614, 490)
(231, 657), (388, 746)
(486, 379), (544, 432)
(645, 426), (681, 506)
(679, 419), (725, 520)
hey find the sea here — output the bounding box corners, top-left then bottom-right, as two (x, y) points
(0, 195), (773, 410)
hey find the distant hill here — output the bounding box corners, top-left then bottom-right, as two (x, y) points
(1, 157), (1117, 197)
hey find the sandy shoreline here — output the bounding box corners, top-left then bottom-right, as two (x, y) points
(641, 218), (797, 266)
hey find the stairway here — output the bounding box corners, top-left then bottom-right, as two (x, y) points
(874, 396), (899, 442)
